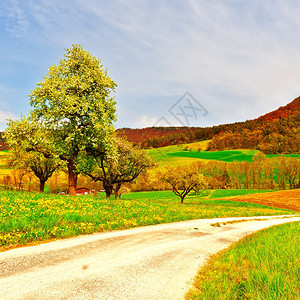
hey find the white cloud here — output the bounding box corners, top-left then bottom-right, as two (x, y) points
(0, 110), (18, 123)
(135, 115), (158, 128)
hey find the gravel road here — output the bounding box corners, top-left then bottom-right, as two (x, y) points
(1, 215), (299, 300)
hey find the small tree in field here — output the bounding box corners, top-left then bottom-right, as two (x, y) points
(7, 149), (59, 192)
(4, 117), (61, 192)
(161, 165), (204, 203)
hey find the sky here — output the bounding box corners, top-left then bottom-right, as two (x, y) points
(1, 0), (300, 130)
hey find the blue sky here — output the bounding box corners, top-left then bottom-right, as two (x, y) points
(1, 0), (300, 130)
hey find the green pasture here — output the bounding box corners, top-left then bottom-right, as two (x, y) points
(0, 189), (296, 249)
(122, 189), (273, 201)
(147, 145), (201, 167)
(167, 149), (257, 162)
(147, 146), (300, 167)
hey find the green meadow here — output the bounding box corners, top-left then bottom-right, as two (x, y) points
(147, 145), (300, 167)
(167, 149), (257, 162)
(0, 189), (296, 250)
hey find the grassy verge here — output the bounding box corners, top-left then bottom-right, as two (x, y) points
(0, 190), (296, 250)
(186, 221), (300, 300)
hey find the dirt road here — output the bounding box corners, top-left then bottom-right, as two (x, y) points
(1, 215), (299, 299)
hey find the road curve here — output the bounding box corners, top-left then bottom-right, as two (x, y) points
(1, 215), (299, 300)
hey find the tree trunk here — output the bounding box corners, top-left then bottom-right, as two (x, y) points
(39, 180), (46, 193)
(68, 160), (78, 196)
(180, 195), (185, 203)
(103, 182), (113, 199)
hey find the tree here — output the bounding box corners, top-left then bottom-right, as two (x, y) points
(4, 118), (61, 192)
(80, 138), (154, 198)
(274, 156), (300, 189)
(161, 165), (203, 203)
(11, 168), (28, 191)
(28, 44), (117, 195)
(7, 148), (59, 192)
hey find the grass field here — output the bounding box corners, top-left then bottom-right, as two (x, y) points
(0, 189), (296, 250)
(147, 145), (203, 167)
(1, 148), (298, 175)
(147, 146), (300, 167)
(186, 221), (300, 300)
(182, 140), (211, 151)
(168, 149), (257, 162)
(123, 189), (274, 201)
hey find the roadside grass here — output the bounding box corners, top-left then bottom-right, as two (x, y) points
(0, 190), (296, 250)
(186, 221), (300, 300)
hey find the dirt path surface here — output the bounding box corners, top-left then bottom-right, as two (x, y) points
(1, 215), (299, 300)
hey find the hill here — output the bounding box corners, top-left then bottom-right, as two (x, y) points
(117, 96), (300, 153)
(256, 96), (300, 122)
(117, 127), (198, 144)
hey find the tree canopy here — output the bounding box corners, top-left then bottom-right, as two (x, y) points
(28, 44), (117, 195)
(79, 138), (154, 198)
(161, 165), (204, 203)
(4, 117), (61, 192)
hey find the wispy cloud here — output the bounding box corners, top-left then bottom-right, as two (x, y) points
(1, 1), (300, 128)
(74, 1), (300, 116)
(1, 0), (28, 38)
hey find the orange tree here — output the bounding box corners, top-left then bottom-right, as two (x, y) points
(161, 165), (204, 203)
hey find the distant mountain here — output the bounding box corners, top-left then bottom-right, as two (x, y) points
(208, 96), (300, 154)
(117, 96), (300, 153)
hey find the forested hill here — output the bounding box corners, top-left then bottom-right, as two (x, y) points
(256, 96), (300, 122)
(117, 127), (199, 144)
(117, 96), (300, 153)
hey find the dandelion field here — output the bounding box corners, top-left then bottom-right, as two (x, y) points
(0, 190), (297, 250)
